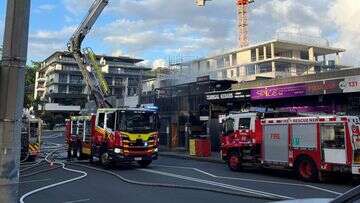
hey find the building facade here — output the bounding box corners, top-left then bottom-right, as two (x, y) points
(34, 51), (152, 112)
(161, 38), (346, 86)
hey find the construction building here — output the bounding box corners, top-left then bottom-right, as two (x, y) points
(34, 51), (152, 113)
(159, 35), (346, 86)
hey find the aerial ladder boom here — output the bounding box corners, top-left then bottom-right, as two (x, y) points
(67, 0), (111, 108)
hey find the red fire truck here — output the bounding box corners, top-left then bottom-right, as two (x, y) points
(65, 107), (160, 167)
(220, 112), (360, 181)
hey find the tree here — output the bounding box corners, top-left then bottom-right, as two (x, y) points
(23, 61), (41, 108)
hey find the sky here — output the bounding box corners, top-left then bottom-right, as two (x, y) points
(0, 0), (359, 68)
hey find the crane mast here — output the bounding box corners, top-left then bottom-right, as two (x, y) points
(67, 0), (111, 108)
(196, 0), (254, 48)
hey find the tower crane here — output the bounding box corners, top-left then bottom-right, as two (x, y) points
(196, 0), (254, 48)
(67, 0), (111, 108)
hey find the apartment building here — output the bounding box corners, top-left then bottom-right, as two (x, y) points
(162, 38), (346, 86)
(34, 51), (152, 111)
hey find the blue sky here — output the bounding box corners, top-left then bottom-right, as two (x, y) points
(0, 0), (359, 67)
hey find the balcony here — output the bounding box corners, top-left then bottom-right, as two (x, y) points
(37, 77), (46, 82)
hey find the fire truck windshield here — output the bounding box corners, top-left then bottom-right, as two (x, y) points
(117, 110), (158, 133)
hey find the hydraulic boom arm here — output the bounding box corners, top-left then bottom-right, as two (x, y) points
(67, 0), (111, 108)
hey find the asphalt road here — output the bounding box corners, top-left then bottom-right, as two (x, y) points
(18, 131), (357, 203)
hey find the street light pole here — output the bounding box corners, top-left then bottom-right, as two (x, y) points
(0, 0), (31, 202)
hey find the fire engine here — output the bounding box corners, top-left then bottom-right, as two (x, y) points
(220, 112), (360, 181)
(21, 117), (43, 161)
(66, 107), (160, 167)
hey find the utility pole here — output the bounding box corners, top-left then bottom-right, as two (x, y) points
(0, 0), (31, 202)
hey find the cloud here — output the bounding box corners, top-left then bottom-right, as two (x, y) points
(28, 26), (77, 60)
(35, 4), (56, 13)
(328, 0), (360, 66)
(26, 0), (360, 67)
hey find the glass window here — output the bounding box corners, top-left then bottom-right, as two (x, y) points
(232, 53), (237, 66)
(58, 85), (67, 93)
(97, 113), (105, 128)
(117, 111), (158, 133)
(69, 86), (83, 94)
(239, 118), (251, 130)
(246, 64), (255, 75)
(59, 74), (67, 83)
(222, 118), (234, 135)
(257, 62), (272, 73)
(106, 112), (115, 131)
(69, 75), (83, 84)
(320, 124), (345, 149)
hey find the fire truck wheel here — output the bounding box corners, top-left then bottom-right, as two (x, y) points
(100, 152), (111, 168)
(296, 158), (318, 182)
(227, 152), (242, 171)
(70, 144), (77, 158)
(137, 160), (152, 168)
(76, 143), (85, 160)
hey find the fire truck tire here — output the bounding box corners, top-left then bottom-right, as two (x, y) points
(89, 147), (95, 163)
(137, 160), (152, 168)
(295, 157), (318, 182)
(227, 152), (242, 171)
(100, 151), (111, 168)
(70, 143), (77, 158)
(76, 145), (84, 160)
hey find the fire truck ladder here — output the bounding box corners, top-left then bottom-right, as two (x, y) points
(67, 0), (111, 108)
(83, 47), (110, 96)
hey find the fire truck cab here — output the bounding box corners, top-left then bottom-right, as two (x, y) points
(220, 112), (360, 181)
(66, 107), (160, 168)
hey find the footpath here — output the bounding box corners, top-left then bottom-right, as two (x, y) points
(158, 147), (223, 164)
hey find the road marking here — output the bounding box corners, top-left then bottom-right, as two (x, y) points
(140, 168), (293, 200)
(153, 164), (217, 177)
(153, 164), (342, 195)
(63, 198), (90, 203)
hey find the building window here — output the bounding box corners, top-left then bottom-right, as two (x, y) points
(257, 62), (272, 73)
(275, 62), (291, 73)
(230, 70), (234, 77)
(266, 45), (272, 58)
(58, 85), (67, 93)
(114, 78), (123, 86)
(224, 55), (230, 67)
(222, 70), (227, 79)
(206, 61), (211, 70)
(59, 74), (67, 83)
(217, 57), (224, 68)
(300, 51), (309, 60)
(236, 67), (240, 77)
(69, 86), (83, 94)
(251, 49), (256, 62)
(69, 75), (82, 84)
(245, 64), (255, 75)
(259, 48), (264, 60)
(114, 88), (123, 97)
(232, 53), (237, 66)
